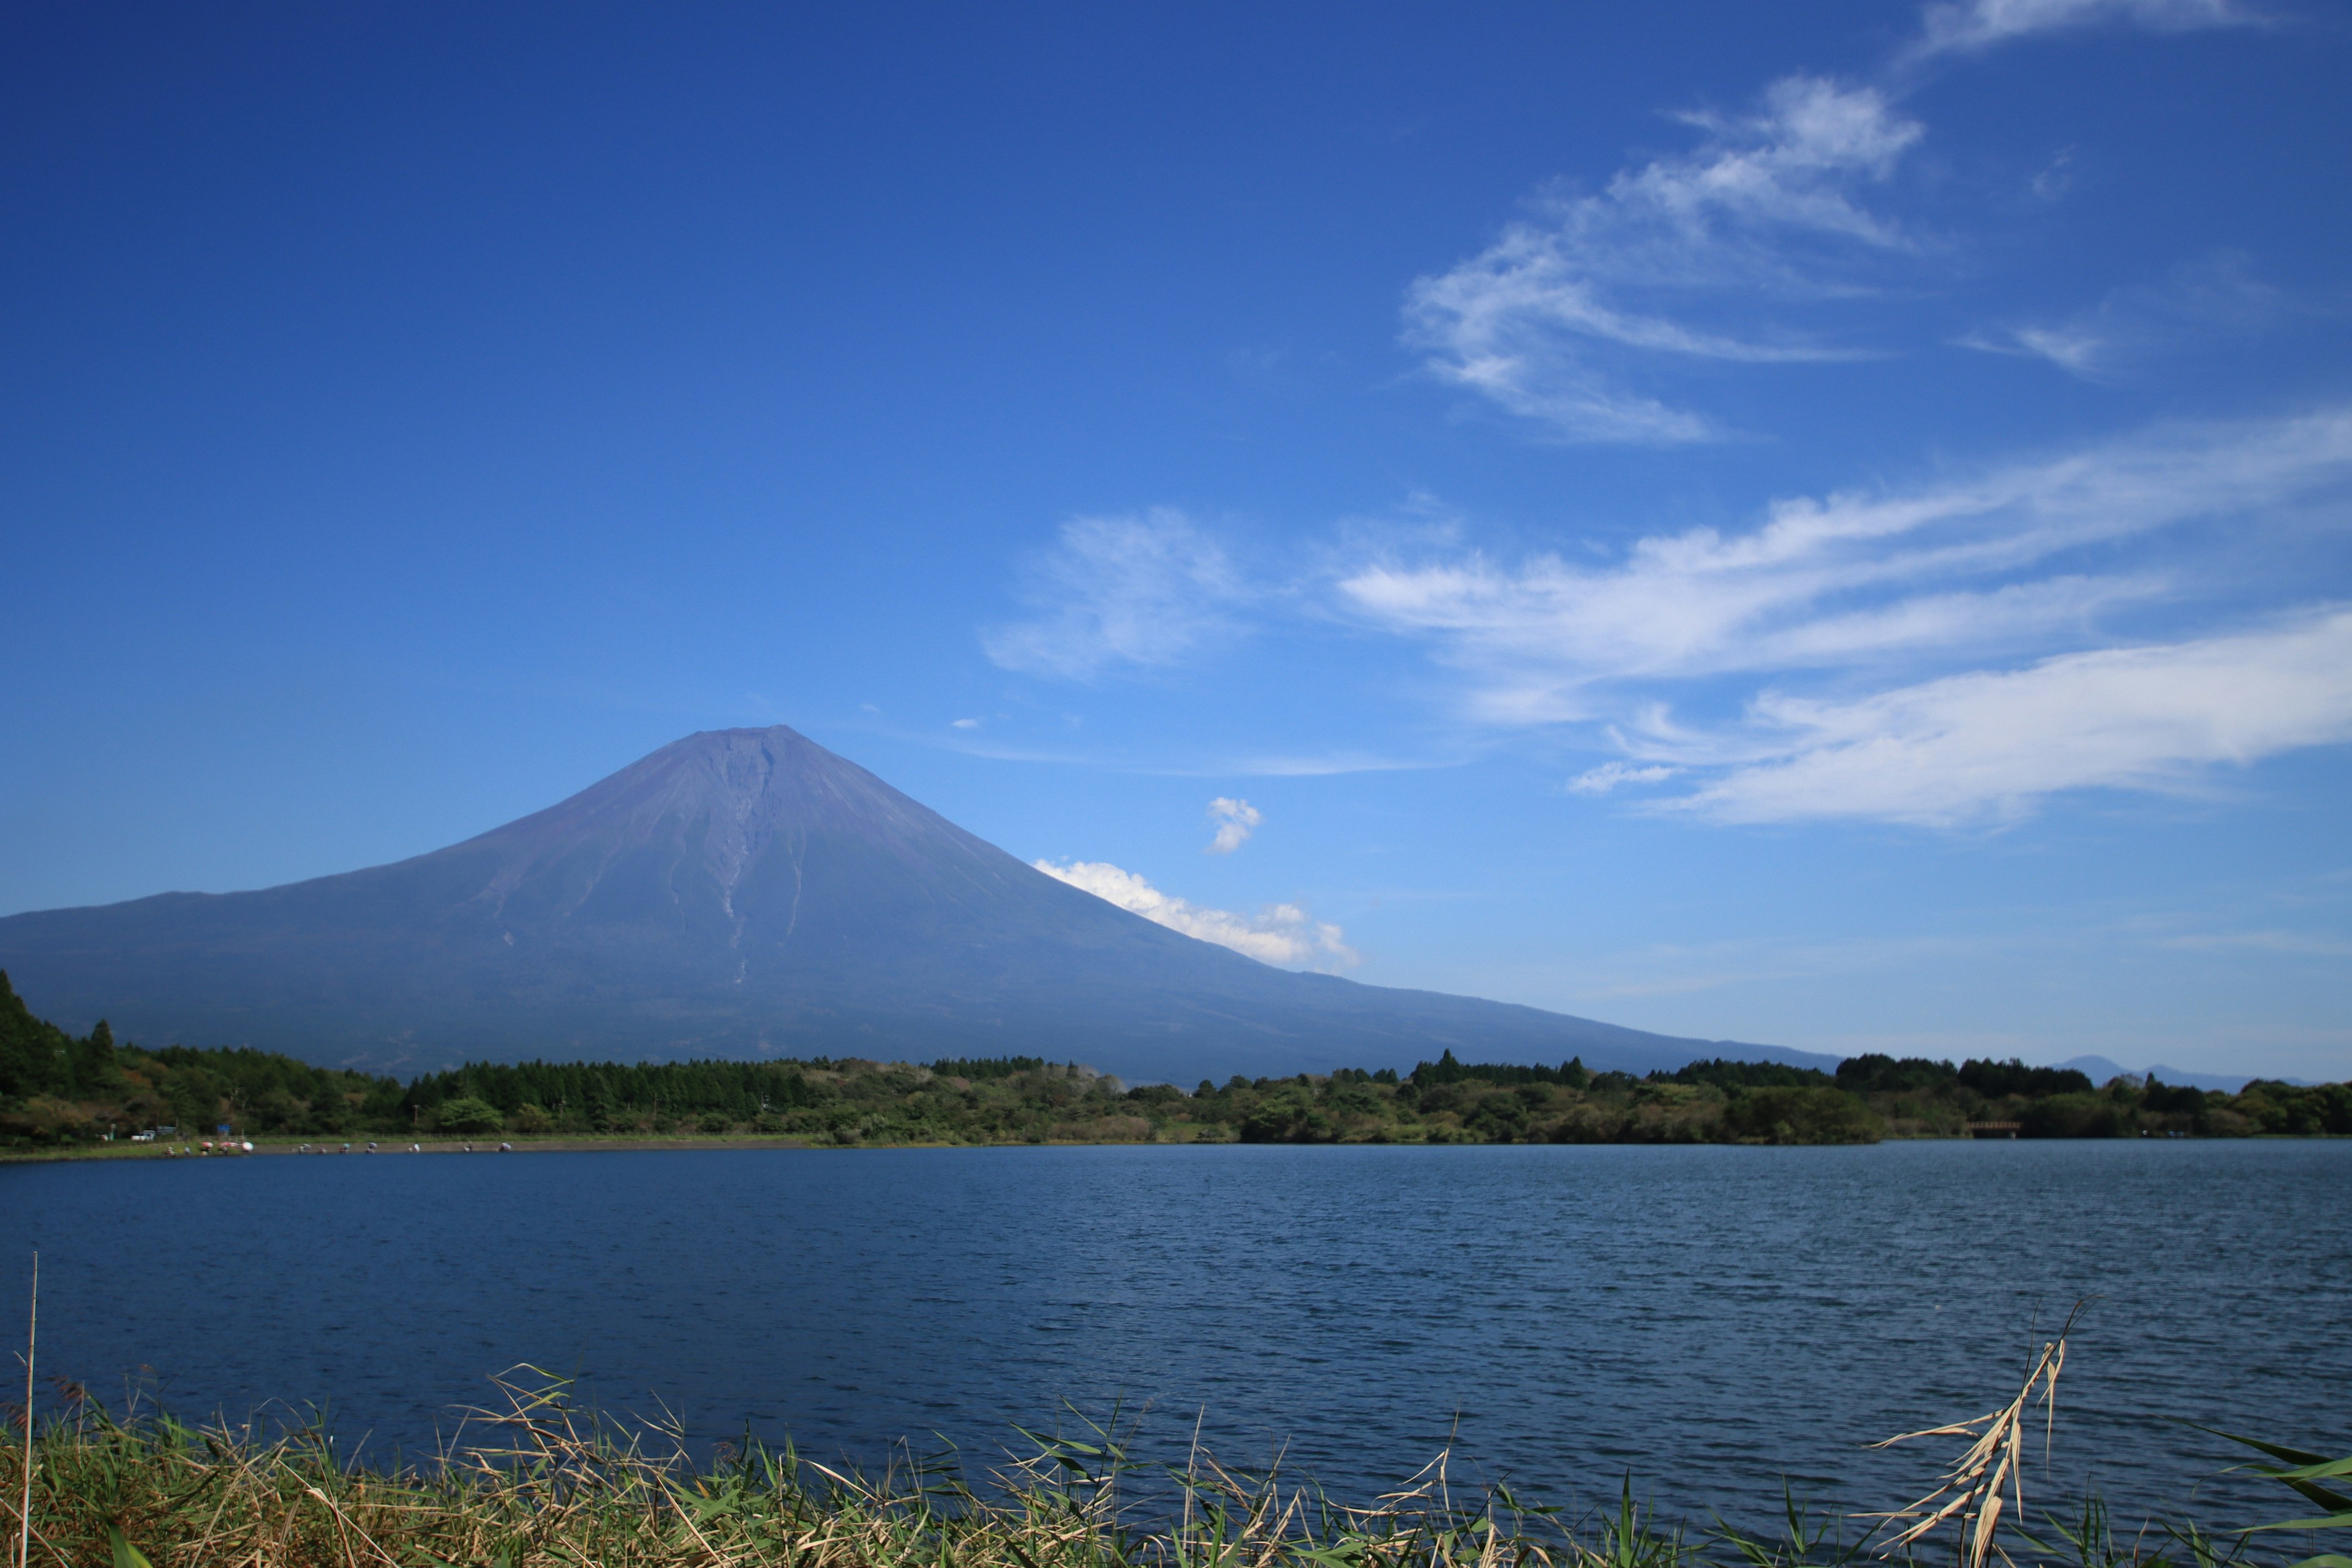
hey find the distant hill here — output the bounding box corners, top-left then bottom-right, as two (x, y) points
(2053, 1055), (2304, 1093)
(0, 725), (1823, 1084)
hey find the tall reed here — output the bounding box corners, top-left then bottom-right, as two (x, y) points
(2, 1338), (2340, 1568)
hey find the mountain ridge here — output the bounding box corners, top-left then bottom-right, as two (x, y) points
(2052, 1055), (2304, 1093)
(0, 725), (1826, 1083)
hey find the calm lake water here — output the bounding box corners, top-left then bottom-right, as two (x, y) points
(4, 1140), (2343, 1528)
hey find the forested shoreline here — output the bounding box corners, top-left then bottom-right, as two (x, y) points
(6, 970), (2346, 1150)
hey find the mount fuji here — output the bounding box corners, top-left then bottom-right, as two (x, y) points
(0, 725), (1819, 1082)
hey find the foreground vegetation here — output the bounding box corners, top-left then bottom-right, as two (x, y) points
(3, 1337), (2342, 1568)
(7, 971), (2348, 1150)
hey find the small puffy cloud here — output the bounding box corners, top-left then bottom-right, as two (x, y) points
(1205, 796), (1262, 854)
(1033, 859), (1359, 970)
(951, 717), (981, 729)
(1405, 77), (1918, 444)
(1568, 763), (1678, 795)
(1913, 0), (2249, 58)
(981, 509), (1246, 679)
(1665, 609), (2352, 826)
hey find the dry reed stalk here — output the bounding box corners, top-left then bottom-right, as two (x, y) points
(1861, 1308), (2085, 1568)
(16, 1255), (31, 1568)
(1, 1355), (1887, 1568)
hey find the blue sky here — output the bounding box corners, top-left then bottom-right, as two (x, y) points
(5, 1), (2349, 1077)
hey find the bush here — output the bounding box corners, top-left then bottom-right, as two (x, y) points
(2232, 1081), (2352, 1136)
(434, 1096), (504, 1136)
(697, 1109), (733, 1134)
(0, 1095), (105, 1146)
(1718, 1087), (1882, 1144)
(1239, 1088), (1338, 1143)
(1463, 1092), (1530, 1142)
(2019, 1093), (2131, 1138)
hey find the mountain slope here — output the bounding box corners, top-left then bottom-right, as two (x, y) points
(0, 726), (1814, 1082)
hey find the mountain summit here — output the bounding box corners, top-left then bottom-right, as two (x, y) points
(0, 725), (1801, 1080)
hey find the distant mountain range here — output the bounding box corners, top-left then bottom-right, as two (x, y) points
(0, 725), (1829, 1084)
(2054, 1056), (2301, 1093)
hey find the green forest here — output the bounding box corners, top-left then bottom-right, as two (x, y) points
(4, 970), (2346, 1150)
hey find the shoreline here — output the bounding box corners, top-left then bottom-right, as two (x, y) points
(0, 1133), (837, 1162)
(13, 1129), (2342, 1164)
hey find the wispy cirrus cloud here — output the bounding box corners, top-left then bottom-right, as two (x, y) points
(2158, 928), (2352, 959)
(982, 509), (1246, 679)
(1343, 409), (2352, 720)
(1031, 859), (1358, 969)
(1958, 251), (2290, 381)
(1910, 0), (2252, 59)
(1340, 408), (2352, 823)
(1567, 762), (1678, 796)
(975, 412), (2352, 822)
(1409, 0), (2268, 445)
(981, 9), (2337, 831)
(1404, 76), (1920, 443)
(1662, 609), (2352, 825)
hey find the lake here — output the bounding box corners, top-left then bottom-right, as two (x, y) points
(4, 1139), (2343, 1529)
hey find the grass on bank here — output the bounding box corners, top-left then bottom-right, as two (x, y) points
(5, 1327), (2345, 1568)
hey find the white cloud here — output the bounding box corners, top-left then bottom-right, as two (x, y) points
(1404, 77), (1920, 443)
(1976, 323), (2109, 376)
(951, 717), (981, 729)
(2160, 929), (2352, 958)
(1205, 796), (1262, 854)
(1665, 609), (2352, 825)
(2029, 149), (2078, 202)
(1411, 2), (2264, 441)
(1337, 409), (2352, 824)
(1032, 859), (1359, 969)
(982, 509), (1245, 679)
(1913, 0), (2250, 58)
(1568, 763), (1678, 795)
(1221, 753), (1444, 777)
(1339, 408), (2352, 722)
(1958, 252), (2288, 381)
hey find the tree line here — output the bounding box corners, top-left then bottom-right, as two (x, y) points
(4, 971), (2346, 1148)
